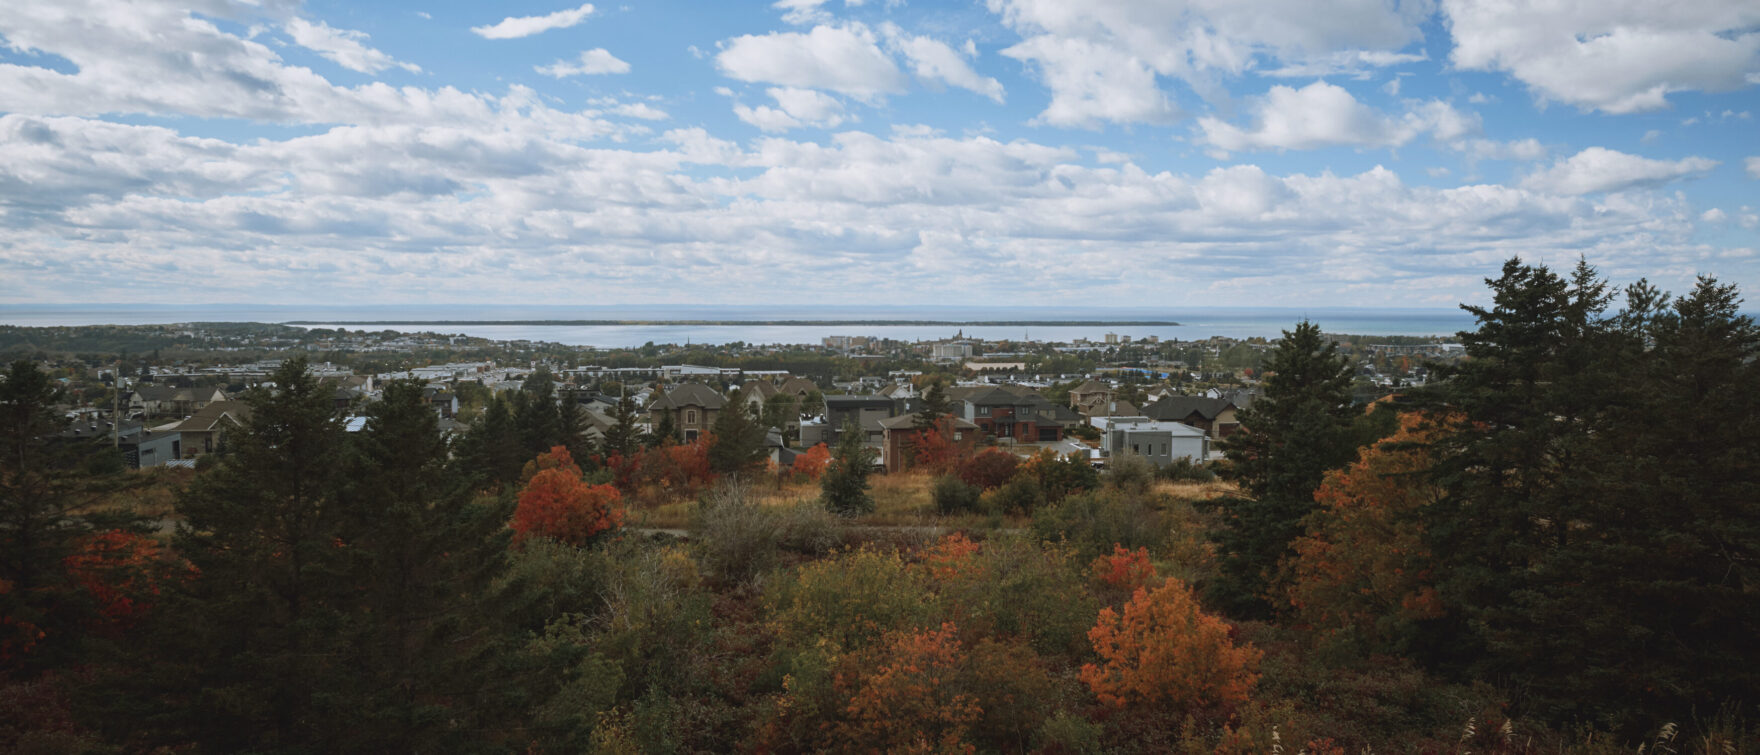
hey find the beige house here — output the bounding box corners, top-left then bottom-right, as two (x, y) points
(1067, 380), (1113, 409)
(173, 400), (250, 456)
(648, 383), (727, 443)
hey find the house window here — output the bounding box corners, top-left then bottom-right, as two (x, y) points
(685, 429), (699, 442)
(685, 409), (698, 425)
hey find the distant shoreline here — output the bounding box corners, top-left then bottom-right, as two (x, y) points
(285, 319), (1182, 327)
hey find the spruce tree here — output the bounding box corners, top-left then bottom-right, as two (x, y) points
(707, 392), (767, 477)
(1212, 320), (1359, 617)
(603, 393), (641, 457)
(332, 379), (512, 751)
(0, 360), (86, 670)
(821, 419), (874, 516)
(144, 357), (354, 751)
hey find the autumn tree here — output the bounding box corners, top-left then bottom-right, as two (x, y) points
(1278, 412), (1444, 654)
(833, 622), (982, 754)
(1080, 578), (1261, 720)
(511, 447), (625, 546)
(792, 442), (831, 481)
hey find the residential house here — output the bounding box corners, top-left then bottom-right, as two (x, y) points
(648, 383), (727, 442)
(738, 379), (781, 415)
(823, 395), (901, 450)
(955, 385), (1081, 443)
(878, 414), (979, 473)
(1091, 416), (1207, 466)
(174, 400), (250, 457)
(1141, 396), (1240, 438)
(776, 377), (820, 405)
(423, 386), (459, 419)
(1067, 379), (1114, 409)
(128, 384), (228, 418)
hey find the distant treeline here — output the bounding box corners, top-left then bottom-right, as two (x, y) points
(285, 319), (1183, 327)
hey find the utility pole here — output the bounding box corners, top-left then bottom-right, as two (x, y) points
(112, 357), (122, 449)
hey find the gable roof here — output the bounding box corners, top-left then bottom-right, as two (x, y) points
(1070, 380), (1112, 395)
(1143, 396), (1234, 422)
(776, 377), (819, 396)
(740, 380), (780, 401)
(176, 400), (251, 432)
(651, 383), (726, 411)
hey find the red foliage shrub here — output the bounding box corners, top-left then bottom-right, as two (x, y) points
(835, 622), (982, 754)
(1090, 544), (1158, 594)
(956, 449), (1019, 491)
(62, 529), (184, 632)
(511, 452), (625, 546)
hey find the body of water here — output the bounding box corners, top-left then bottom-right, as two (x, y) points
(0, 304), (1480, 348)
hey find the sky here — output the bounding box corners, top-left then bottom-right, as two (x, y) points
(0, 0), (1757, 310)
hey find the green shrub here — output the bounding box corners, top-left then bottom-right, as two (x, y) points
(932, 474), (982, 515)
(1156, 457), (1217, 483)
(980, 476), (1047, 516)
(694, 482), (838, 585)
(1106, 452), (1155, 493)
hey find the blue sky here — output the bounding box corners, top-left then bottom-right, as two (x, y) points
(1, 0), (1757, 309)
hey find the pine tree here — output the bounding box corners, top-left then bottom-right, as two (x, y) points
(821, 419), (875, 516)
(332, 379), (511, 751)
(707, 392), (767, 477)
(0, 360), (86, 668)
(1212, 320), (1360, 617)
(141, 357), (354, 751)
(913, 380), (951, 430)
(513, 366), (563, 458)
(603, 393), (642, 458)
(455, 394), (526, 488)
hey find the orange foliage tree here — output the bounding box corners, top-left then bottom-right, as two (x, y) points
(1090, 544), (1158, 594)
(793, 442), (831, 481)
(1278, 412), (1445, 650)
(918, 532), (984, 583)
(62, 529), (187, 633)
(510, 447), (625, 546)
(1080, 578), (1261, 719)
(835, 622), (982, 754)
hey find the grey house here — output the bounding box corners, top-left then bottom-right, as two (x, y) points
(1092, 416), (1207, 466)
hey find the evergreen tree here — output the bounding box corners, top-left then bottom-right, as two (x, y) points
(513, 366), (563, 458)
(139, 357), (354, 751)
(650, 407), (677, 448)
(332, 379), (512, 751)
(821, 419), (875, 516)
(557, 385), (592, 462)
(603, 393), (642, 458)
(454, 394), (526, 488)
(1211, 320), (1360, 617)
(760, 392), (798, 442)
(707, 392), (767, 477)
(1420, 260), (1760, 727)
(0, 360), (88, 669)
(913, 380), (951, 430)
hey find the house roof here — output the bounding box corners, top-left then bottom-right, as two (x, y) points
(1079, 398), (1140, 417)
(825, 395), (895, 408)
(651, 383), (727, 411)
(877, 414), (978, 431)
(176, 400), (251, 432)
(776, 377), (819, 396)
(1143, 396), (1234, 422)
(740, 380), (780, 401)
(1070, 380), (1112, 395)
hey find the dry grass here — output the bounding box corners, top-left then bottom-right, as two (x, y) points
(1152, 478), (1240, 504)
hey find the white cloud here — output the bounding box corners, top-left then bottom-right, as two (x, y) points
(1748, 156), (1760, 179)
(1702, 208), (1727, 222)
(611, 103), (669, 120)
(1001, 35), (1178, 127)
(774, 0), (832, 25)
(1444, 0), (1760, 113)
(536, 49), (632, 77)
(734, 87), (847, 131)
(716, 24), (904, 100)
(881, 25), (1005, 103)
(1195, 81), (1477, 153)
(1447, 137), (1546, 162)
(472, 3), (596, 40)
(987, 0), (1433, 126)
(285, 18), (420, 74)
(1521, 147), (1719, 195)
